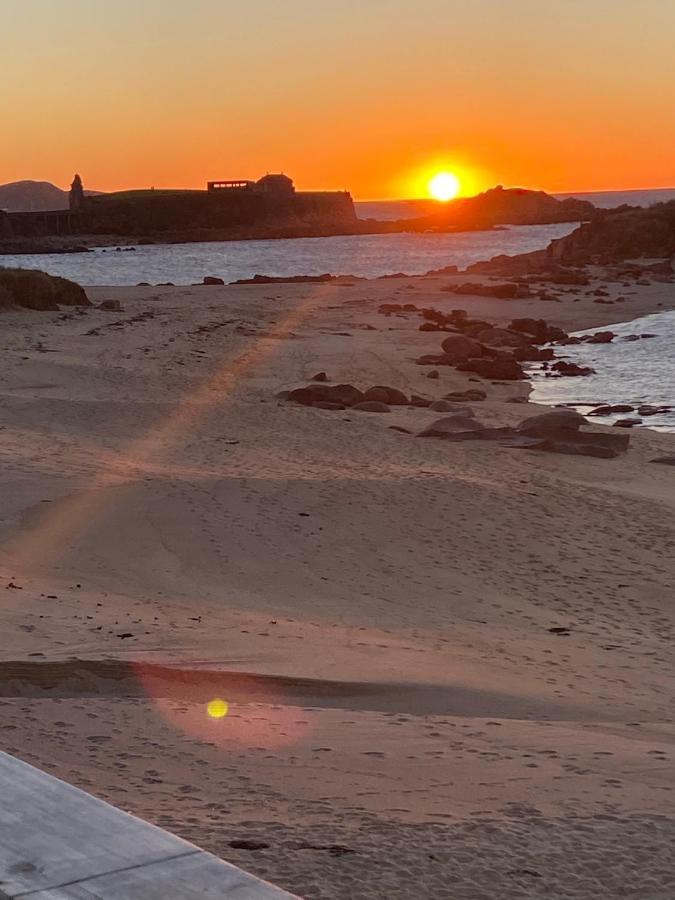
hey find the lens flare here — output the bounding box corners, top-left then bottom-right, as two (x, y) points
(207, 698), (229, 719)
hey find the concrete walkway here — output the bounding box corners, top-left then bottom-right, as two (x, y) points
(0, 752), (299, 898)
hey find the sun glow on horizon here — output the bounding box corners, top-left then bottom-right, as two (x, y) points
(428, 172), (461, 202)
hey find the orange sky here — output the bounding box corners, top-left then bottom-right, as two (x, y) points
(2, 0), (674, 199)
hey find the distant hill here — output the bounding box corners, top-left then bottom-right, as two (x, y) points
(0, 180), (101, 212)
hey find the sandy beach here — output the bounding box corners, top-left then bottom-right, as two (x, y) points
(1, 269), (675, 898)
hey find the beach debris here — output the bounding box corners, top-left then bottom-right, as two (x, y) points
(311, 372), (329, 381)
(650, 457), (675, 465)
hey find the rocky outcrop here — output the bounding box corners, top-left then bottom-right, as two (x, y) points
(547, 203), (675, 265)
(468, 200), (675, 272)
(401, 187), (595, 232)
(0, 267), (90, 311)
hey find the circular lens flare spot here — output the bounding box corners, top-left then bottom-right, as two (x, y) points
(207, 698), (229, 719)
(429, 172), (460, 202)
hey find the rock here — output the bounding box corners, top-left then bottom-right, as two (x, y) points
(588, 404), (635, 416)
(389, 425), (412, 434)
(426, 369), (440, 379)
(650, 457), (675, 465)
(203, 276), (225, 285)
(584, 331), (615, 344)
(551, 360), (595, 377)
(363, 387), (390, 404)
(509, 318), (568, 343)
(229, 839), (270, 851)
(515, 410), (630, 455)
(410, 395), (433, 408)
(352, 401), (391, 413)
(474, 327), (529, 348)
(440, 334), (484, 361)
(311, 372), (329, 382)
(233, 273), (337, 285)
(287, 383), (364, 407)
(429, 400), (470, 413)
(518, 409), (586, 436)
(513, 345), (555, 362)
(312, 401), (345, 410)
(99, 299), (123, 311)
(637, 405), (666, 416)
(418, 415), (484, 437)
(366, 385), (409, 405)
(444, 389), (487, 401)
(457, 357), (526, 381)
(614, 418), (642, 427)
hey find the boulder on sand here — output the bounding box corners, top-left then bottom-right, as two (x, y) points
(418, 415), (484, 437)
(440, 334), (484, 361)
(365, 385), (409, 405)
(517, 409), (587, 437)
(516, 409), (630, 457)
(287, 383), (365, 407)
(457, 356), (526, 381)
(429, 400), (472, 413)
(444, 389), (487, 402)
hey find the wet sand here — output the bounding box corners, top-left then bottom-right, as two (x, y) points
(1, 269), (674, 898)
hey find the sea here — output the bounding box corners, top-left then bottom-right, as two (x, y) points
(2, 187), (673, 432)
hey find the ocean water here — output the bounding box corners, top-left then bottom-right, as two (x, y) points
(0, 222), (576, 287)
(529, 311), (675, 432)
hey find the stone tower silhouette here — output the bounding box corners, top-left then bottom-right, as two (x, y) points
(69, 174), (84, 211)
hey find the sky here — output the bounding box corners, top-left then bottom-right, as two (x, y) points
(1, 0), (675, 199)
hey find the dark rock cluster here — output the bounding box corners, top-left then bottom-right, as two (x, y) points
(405, 306), (583, 381)
(418, 408), (630, 459)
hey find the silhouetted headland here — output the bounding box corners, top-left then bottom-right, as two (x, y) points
(1, 176), (597, 254)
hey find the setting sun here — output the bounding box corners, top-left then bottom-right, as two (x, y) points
(429, 172), (461, 202)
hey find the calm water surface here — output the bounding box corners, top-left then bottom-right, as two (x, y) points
(530, 311), (675, 432)
(0, 223), (576, 287)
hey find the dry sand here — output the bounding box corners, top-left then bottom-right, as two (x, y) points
(1, 269), (674, 898)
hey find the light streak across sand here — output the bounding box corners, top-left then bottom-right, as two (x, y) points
(1, 286), (329, 575)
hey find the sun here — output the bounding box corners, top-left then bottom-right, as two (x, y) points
(429, 172), (461, 202)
